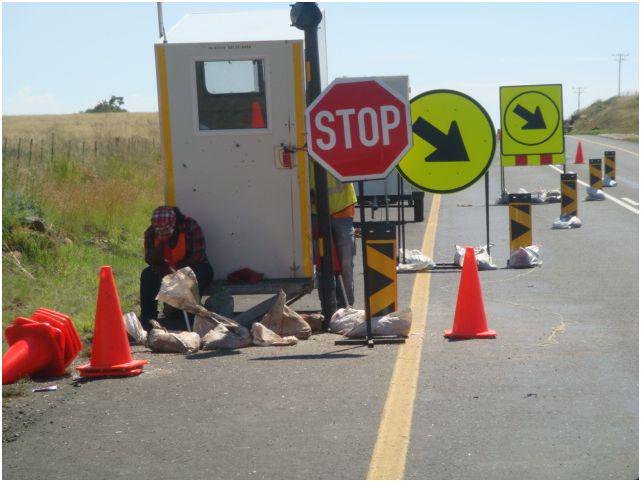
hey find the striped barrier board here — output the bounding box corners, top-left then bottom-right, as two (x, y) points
(561, 172), (578, 217)
(364, 222), (397, 318)
(501, 152), (565, 167)
(509, 193), (532, 252)
(589, 158), (603, 190)
(604, 151), (616, 182)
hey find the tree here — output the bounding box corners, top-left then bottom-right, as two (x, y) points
(85, 96), (127, 113)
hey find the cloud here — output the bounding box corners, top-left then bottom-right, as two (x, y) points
(3, 86), (60, 115)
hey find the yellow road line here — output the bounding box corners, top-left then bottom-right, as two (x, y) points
(567, 135), (639, 157)
(367, 195), (441, 480)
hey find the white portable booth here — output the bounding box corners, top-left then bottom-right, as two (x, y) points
(155, 10), (327, 296)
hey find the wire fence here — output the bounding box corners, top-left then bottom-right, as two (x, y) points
(2, 134), (161, 193)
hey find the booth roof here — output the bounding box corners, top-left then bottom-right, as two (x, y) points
(164, 10), (306, 44)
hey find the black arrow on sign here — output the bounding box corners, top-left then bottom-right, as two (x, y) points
(513, 104), (546, 130)
(412, 117), (469, 162)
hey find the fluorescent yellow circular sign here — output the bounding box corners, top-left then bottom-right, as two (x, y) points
(503, 91), (560, 147)
(397, 89), (495, 193)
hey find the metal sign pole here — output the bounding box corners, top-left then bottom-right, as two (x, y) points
(291, 3), (337, 326)
(485, 172), (491, 256)
(358, 181), (373, 345)
(399, 177), (406, 264)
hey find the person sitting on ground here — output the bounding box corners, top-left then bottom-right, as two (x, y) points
(140, 205), (213, 330)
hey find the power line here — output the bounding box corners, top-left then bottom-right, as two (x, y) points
(613, 53), (629, 96)
(572, 86), (586, 113)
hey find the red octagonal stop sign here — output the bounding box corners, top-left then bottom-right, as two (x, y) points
(305, 77), (412, 182)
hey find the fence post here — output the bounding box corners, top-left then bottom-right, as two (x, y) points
(50, 133), (55, 162)
(2, 137), (6, 156)
(94, 140), (98, 158)
(40, 141), (44, 162)
(82, 140), (85, 156)
(17, 138), (22, 160)
(28, 138), (33, 166)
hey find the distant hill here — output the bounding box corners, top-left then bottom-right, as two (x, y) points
(567, 94), (638, 136)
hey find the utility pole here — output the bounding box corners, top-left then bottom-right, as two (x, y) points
(613, 53), (629, 96)
(572, 86), (586, 113)
(291, 3), (337, 327)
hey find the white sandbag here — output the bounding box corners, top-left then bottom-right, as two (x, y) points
(603, 176), (618, 187)
(194, 313), (252, 350)
(146, 320), (200, 354)
(586, 186), (606, 201)
(251, 323), (298, 347)
(344, 309), (413, 338)
(260, 290), (311, 340)
(508, 245), (542, 269)
(552, 215), (582, 229)
(545, 189), (562, 203)
(454, 245), (497, 270)
(329, 307), (365, 335)
(156, 267), (200, 313)
(124, 312), (147, 345)
(397, 249), (436, 272)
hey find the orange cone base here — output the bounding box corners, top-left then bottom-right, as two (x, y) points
(444, 328), (496, 339)
(76, 359), (147, 378)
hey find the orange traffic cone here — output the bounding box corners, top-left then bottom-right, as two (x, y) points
(574, 142), (585, 164)
(444, 247), (496, 339)
(250, 101), (266, 128)
(3, 317), (67, 384)
(76, 266), (147, 378)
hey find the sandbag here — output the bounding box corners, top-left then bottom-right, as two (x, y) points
(344, 309), (413, 338)
(146, 320), (200, 354)
(397, 249), (436, 272)
(260, 290), (311, 340)
(124, 312), (147, 345)
(203, 282), (234, 318)
(301, 313), (325, 332)
(251, 323), (298, 347)
(586, 186), (606, 201)
(545, 189), (562, 203)
(508, 245), (542, 269)
(454, 245), (497, 271)
(604, 176), (618, 187)
(156, 267), (201, 313)
(194, 313), (252, 350)
(552, 215), (582, 229)
(329, 307), (364, 335)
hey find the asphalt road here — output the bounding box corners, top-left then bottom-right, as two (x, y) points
(2, 135), (638, 479)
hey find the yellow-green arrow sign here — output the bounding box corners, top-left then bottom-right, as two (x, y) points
(500, 84), (564, 155)
(397, 89), (495, 193)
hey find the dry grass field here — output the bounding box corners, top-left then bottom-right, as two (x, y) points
(2, 112), (163, 343)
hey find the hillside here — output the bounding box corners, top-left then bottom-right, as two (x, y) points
(567, 93), (638, 136)
(2, 113), (163, 344)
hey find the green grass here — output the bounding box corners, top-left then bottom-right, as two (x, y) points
(2, 115), (163, 348)
(568, 93), (639, 135)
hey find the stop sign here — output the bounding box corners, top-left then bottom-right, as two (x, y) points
(305, 77), (412, 181)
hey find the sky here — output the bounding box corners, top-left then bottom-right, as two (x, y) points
(3, 2), (639, 125)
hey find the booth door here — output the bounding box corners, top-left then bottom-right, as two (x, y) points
(157, 40), (312, 281)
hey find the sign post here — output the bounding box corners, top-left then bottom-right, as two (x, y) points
(306, 77), (412, 347)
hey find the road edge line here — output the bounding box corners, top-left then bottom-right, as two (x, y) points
(366, 194), (441, 480)
(549, 165), (639, 215)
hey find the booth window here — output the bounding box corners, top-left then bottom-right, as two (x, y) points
(195, 60), (268, 131)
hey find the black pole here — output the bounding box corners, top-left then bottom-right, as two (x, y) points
(399, 177), (406, 264)
(485, 172), (491, 256)
(291, 3), (336, 326)
(358, 181), (373, 345)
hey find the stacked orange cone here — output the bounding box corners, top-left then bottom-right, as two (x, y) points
(444, 247), (496, 339)
(76, 266), (147, 378)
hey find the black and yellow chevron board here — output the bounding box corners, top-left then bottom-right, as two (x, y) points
(364, 222), (397, 318)
(509, 193), (532, 252)
(561, 172), (578, 217)
(589, 158), (603, 189)
(604, 151), (616, 181)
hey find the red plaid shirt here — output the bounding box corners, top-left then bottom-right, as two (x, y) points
(144, 216), (207, 264)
